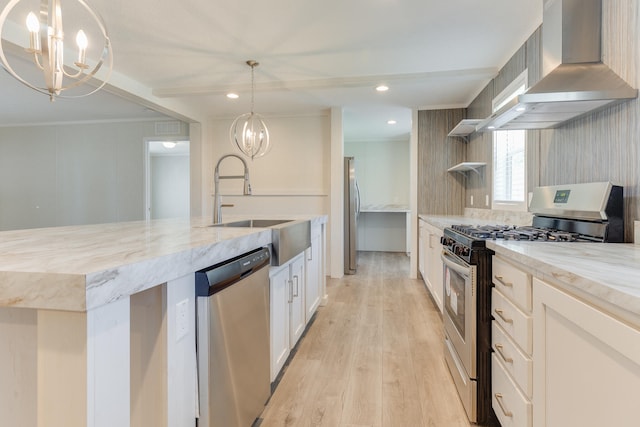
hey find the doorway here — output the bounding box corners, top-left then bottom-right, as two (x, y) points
(145, 139), (190, 220)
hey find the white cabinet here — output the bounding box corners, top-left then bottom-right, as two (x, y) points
(418, 220), (426, 278)
(533, 278), (640, 427)
(419, 219), (443, 312)
(289, 254), (306, 348)
(269, 252), (305, 382)
(269, 264), (290, 382)
(491, 256), (533, 427)
(305, 232), (322, 324)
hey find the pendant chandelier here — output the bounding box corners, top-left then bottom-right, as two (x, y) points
(0, 0), (113, 101)
(229, 60), (271, 160)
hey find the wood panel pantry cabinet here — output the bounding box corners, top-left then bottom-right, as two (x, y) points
(533, 277), (640, 427)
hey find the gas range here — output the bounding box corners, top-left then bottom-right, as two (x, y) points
(442, 182), (624, 263)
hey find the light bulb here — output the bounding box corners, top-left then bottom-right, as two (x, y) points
(76, 30), (88, 66)
(26, 12), (39, 33)
(76, 30), (88, 49)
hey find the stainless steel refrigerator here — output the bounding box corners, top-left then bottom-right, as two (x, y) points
(344, 157), (360, 275)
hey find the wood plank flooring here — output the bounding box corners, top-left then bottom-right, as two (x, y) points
(259, 252), (472, 427)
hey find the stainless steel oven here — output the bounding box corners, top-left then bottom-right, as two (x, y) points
(440, 229), (495, 425)
(441, 248), (478, 421)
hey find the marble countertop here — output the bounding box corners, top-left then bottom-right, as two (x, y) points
(487, 240), (640, 318)
(360, 204), (410, 213)
(0, 215), (327, 312)
(419, 214), (640, 320)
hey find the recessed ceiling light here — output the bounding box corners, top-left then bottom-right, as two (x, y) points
(226, 93), (239, 99)
(387, 120), (397, 125)
(376, 85), (389, 92)
(163, 142), (177, 149)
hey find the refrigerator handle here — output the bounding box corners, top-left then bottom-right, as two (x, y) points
(355, 180), (361, 216)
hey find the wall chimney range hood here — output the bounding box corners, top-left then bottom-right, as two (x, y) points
(476, 0), (638, 132)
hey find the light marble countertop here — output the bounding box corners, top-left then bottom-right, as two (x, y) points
(419, 214), (640, 321)
(0, 215), (327, 312)
(487, 241), (640, 318)
(360, 204), (410, 213)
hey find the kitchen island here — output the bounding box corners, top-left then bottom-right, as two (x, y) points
(0, 215), (327, 427)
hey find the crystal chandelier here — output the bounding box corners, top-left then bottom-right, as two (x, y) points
(229, 60), (271, 160)
(0, 0), (113, 101)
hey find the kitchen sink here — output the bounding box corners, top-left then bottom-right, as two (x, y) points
(211, 219), (310, 266)
(210, 219), (293, 228)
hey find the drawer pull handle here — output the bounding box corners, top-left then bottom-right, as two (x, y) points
(495, 344), (513, 363)
(494, 275), (513, 287)
(494, 309), (513, 324)
(495, 393), (513, 417)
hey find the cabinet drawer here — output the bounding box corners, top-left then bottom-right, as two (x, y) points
(492, 354), (532, 427)
(492, 288), (532, 355)
(493, 257), (532, 312)
(492, 321), (532, 398)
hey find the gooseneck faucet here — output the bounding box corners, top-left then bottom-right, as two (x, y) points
(213, 154), (252, 224)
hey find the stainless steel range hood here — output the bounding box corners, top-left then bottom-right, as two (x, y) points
(477, 0), (637, 131)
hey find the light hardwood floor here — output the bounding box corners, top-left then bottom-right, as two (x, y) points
(259, 251), (472, 427)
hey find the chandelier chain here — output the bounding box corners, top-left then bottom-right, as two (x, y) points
(250, 63), (255, 114)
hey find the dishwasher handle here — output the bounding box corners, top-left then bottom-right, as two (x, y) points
(195, 247), (270, 297)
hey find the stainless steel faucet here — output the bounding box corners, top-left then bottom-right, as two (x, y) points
(213, 154), (251, 223)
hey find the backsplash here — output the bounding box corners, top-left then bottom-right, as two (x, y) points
(464, 208), (532, 226)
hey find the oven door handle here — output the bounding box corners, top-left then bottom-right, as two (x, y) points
(440, 250), (472, 278)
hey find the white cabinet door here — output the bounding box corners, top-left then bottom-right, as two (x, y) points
(418, 220), (426, 279)
(305, 234), (321, 324)
(533, 278), (640, 427)
(289, 253), (306, 348)
(425, 224), (443, 312)
(269, 264), (290, 382)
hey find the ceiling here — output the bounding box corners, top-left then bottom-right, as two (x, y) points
(0, 0), (542, 141)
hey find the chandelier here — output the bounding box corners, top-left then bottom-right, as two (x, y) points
(0, 0), (113, 101)
(229, 60), (271, 160)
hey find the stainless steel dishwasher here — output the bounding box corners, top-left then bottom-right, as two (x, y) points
(195, 247), (271, 427)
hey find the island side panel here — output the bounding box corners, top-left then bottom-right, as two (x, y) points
(87, 297), (131, 427)
(131, 285), (168, 427)
(37, 310), (87, 427)
(0, 307), (37, 427)
(166, 274), (198, 426)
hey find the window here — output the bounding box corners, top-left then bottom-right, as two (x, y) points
(492, 71), (527, 211)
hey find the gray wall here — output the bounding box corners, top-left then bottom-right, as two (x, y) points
(0, 121), (185, 230)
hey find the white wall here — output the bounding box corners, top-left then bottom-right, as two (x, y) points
(344, 139), (410, 207)
(0, 121), (186, 231)
(208, 114), (330, 218)
(151, 155), (190, 219)
(345, 138), (410, 252)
